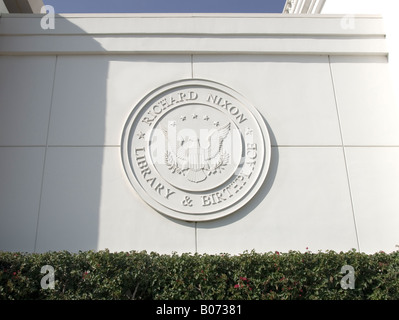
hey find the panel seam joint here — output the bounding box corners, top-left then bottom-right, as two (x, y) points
(328, 55), (361, 252)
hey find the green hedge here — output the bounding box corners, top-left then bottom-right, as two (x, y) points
(1, 250), (398, 300)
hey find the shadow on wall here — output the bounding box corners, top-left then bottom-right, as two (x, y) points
(0, 16), (283, 253)
(0, 16), (107, 253)
(34, 21), (108, 253)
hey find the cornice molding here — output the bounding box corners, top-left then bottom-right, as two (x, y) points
(283, 0), (326, 14)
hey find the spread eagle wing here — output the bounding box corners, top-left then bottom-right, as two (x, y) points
(162, 127), (189, 171)
(205, 123), (231, 161)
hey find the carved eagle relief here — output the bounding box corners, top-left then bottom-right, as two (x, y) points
(164, 123), (231, 183)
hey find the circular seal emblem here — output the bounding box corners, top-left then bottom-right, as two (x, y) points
(121, 79), (271, 221)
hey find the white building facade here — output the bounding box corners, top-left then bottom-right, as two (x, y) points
(0, 7), (398, 254)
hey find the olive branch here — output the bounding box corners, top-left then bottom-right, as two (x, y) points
(205, 151), (230, 175)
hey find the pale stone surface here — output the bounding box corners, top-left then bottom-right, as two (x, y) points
(322, 0), (399, 106)
(193, 55), (342, 146)
(330, 56), (399, 146)
(121, 79), (271, 222)
(0, 147), (45, 252)
(0, 14), (385, 36)
(345, 147), (399, 253)
(196, 147), (359, 254)
(0, 56), (56, 146)
(48, 55), (192, 146)
(0, 14), (397, 254)
(36, 147), (195, 253)
(0, 15), (387, 55)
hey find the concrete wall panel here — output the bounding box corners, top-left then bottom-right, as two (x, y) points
(0, 14), (397, 254)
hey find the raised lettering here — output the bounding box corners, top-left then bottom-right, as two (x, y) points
(158, 98), (170, 109)
(188, 91), (198, 100)
(207, 94), (247, 124)
(207, 94), (223, 105)
(142, 114), (157, 126)
(236, 113), (247, 124)
(201, 192), (226, 207)
(201, 195), (212, 206)
(165, 189), (175, 199)
(215, 192), (225, 203)
(229, 106), (239, 115)
(141, 167), (151, 179)
(247, 143), (257, 160)
(152, 104), (163, 114)
(154, 183), (164, 194)
(178, 92), (186, 102)
(135, 147), (146, 156)
(137, 159), (148, 169)
(238, 171), (251, 180)
(221, 100), (232, 110)
(146, 177), (156, 187)
(169, 96), (177, 106)
(223, 185), (234, 198)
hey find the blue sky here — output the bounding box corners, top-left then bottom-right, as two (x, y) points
(42, 0), (286, 13)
